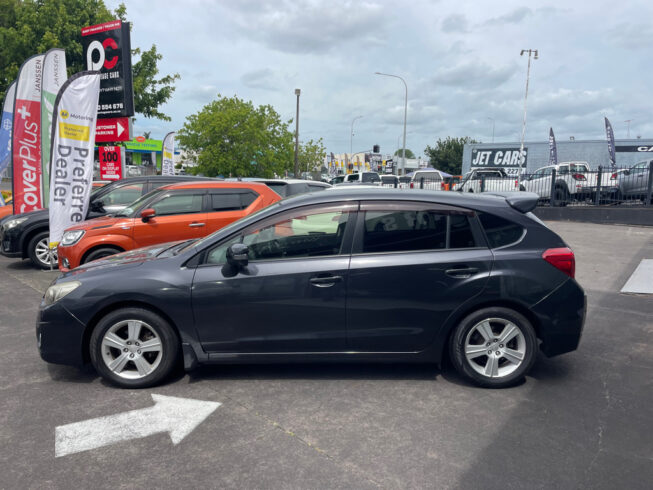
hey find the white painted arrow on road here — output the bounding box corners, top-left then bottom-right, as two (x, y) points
(55, 394), (221, 457)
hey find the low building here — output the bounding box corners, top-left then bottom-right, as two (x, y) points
(462, 138), (653, 176)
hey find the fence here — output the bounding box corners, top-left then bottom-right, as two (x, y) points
(383, 162), (653, 207)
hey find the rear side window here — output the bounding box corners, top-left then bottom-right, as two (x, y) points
(362, 210), (476, 253)
(362, 173), (380, 183)
(211, 191), (258, 211)
(478, 213), (524, 248)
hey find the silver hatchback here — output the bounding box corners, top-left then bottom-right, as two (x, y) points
(617, 160), (652, 202)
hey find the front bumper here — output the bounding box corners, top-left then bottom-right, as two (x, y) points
(36, 300), (87, 366)
(0, 227), (22, 258)
(532, 278), (586, 357)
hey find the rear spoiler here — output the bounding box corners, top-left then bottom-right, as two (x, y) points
(484, 192), (539, 213)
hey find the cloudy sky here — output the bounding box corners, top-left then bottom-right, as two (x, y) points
(107, 0), (653, 157)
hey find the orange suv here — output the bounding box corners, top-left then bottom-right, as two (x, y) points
(57, 181), (281, 270)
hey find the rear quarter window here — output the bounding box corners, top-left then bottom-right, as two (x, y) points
(478, 213), (524, 248)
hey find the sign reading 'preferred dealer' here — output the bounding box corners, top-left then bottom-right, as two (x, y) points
(81, 20), (134, 119)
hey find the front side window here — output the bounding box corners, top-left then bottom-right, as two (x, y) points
(206, 208), (351, 264)
(362, 209), (476, 253)
(151, 193), (204, 216)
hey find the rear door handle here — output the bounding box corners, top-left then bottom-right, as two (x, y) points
(445, 267), (479, 278)
(189, 223), (206, 227)
(310, 275), (343, 287)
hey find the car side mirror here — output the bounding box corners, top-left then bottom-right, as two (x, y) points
(90, 200), (104, 212)
(140, 208), (156, 222)
(226, 243), (249, 268)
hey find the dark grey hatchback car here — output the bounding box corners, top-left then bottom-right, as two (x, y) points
(37, 189), (585, 388)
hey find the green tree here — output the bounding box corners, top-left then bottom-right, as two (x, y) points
(0, 0), (179, 120)
(393, 148), (415, 159)
(178, 94), (294, 178)
(424, 137), (478, 175)
(299, 138), (326, 175)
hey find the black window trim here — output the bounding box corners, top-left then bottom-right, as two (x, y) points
(351, 200), (485, 255)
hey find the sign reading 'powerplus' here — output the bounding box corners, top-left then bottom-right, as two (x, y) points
(81, 20), (134, 119)
(470, 147), (528, 176)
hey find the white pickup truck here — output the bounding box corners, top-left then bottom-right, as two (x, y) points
(521, 161), (616, 204)
(454, 168), (519, 193)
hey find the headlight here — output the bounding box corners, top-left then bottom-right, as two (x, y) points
(44, 281), (81, 305)
(61, 230), (85, 246)
(3, 217), (28, 230)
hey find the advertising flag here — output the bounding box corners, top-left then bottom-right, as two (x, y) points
(41, 48), (68, 203)
(548, 128), (558, 166)
(162, 131), (175, 176)
(48, 71), (101, 248)
(0, 81), (16, 202)
(605, 117), (616, 170)
(12, 53), (45, 214)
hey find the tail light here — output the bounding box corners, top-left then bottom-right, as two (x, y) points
(572, 173), (586, 181)
(514, 179), (518, 187)
(610, 172), (618, 180)
(410, 182), (414, 189)
(542, 247), (575, 278)
(440, 182), (446, 190)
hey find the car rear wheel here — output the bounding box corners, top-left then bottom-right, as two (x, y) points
(450, 307), (537, 388)
(90, 308), (180, 388)
(28, 231), (57, 269)
(84, 246), (121, 264)
(553, 186), (569, 206)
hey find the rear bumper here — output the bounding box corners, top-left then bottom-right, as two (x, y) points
(531, 278), (586, 357)
(36, 301), (87, 366)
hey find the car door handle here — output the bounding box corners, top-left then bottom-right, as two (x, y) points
(445, 267), (479, 278)
(189, 223), (206, 227)
(310, 275), (343, 287)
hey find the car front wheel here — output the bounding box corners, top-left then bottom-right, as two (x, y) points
(450, 307), (537, 388)
(90, 308), (180, 388)
(28, 231), (57, 269)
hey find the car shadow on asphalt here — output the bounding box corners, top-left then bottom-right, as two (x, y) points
(47, 363), (97, 384)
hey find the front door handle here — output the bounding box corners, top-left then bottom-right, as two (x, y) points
(310, 275), (343, 287)
(445, 267), (479, 278)
(189, 223), (206, 227)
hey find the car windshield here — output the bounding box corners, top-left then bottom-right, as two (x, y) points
(114, 188), (165, 217)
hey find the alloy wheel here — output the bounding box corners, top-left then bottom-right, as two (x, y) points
(35, 238), (57, 267)
(100, 320), (163, 379)
(464, 318), (526, 378)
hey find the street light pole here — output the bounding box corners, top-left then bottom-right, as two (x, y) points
(624, 119), (632, 138)
(350, 115), (363, 157)
(293, 88), (301, 178)
(518, 49), (538, 185)
(487, 117), (495, 143)
(375, 72), (407, 175)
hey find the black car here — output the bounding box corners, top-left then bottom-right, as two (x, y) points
(0, 176), (215, 268)
(37, 189), (585, 389)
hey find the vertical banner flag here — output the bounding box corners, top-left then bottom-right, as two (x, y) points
(0, 81), (16, 205)
(48, 71), (101, 248)
(12, 53), (45, 214)
(41, 48), (68, 204)
(548, 128), (558, 166)
(604, 117), (616, 170)
(162, 131), (175, 175)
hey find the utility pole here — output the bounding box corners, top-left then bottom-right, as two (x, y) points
(487, 117), (495, 143)
(624, 119), (632, 138)
(518, 49), (538, 185)
(350, 115), (363, 157)
(294, 88), (301, 177)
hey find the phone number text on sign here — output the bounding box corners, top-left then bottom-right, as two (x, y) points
(99, 146), (122, 180)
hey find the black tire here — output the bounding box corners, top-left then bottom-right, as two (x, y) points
(449, 307), (538, 388)
(519, 185), (526, 191)
(28, 231), (57, 269)
(83, 246), (121, 264)
(553, 186), (569, 207)
(90, 307), (180, 388)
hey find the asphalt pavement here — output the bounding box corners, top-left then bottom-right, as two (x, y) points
(0, 221), (651, 489)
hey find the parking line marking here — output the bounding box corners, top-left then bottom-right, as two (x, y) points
(621, 259), (653, 295)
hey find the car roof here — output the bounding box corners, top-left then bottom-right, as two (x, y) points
(158, 181), (272, 191)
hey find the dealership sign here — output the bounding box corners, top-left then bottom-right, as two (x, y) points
(616, 145), (653, 152)
(98, 146), (124, 180)
(82, 20), (134, 118)
(471, 147), (527, 175)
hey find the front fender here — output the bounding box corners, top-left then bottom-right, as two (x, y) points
(78, 234), (136, 258)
